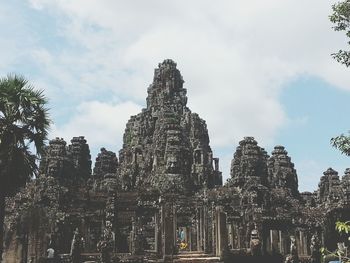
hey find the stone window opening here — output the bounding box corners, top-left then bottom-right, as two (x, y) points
(194, 150), (202, 164)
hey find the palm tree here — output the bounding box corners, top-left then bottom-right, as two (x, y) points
(0, 75), (50, 261)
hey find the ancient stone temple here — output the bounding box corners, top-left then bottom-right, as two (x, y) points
(2, 60), (350, 263)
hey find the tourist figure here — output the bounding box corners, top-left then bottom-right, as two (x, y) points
(47, 246), (55, 263)
(70, 228), (83, 263)
(180, 229), (185, 242)
(178, 228), (187, 250)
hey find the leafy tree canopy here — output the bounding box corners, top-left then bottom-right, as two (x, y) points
(330, 0), (350, 67)
(0, 74), (50, 196)
(331, 132), (350, 156)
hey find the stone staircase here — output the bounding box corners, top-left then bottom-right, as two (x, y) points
(172, 252), (222, 263)
(75, 251), (221, 263)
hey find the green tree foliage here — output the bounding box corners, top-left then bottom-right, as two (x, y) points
(325, 131), (350, 262)
(331, 132), (350, 156)
(0, 75), (50, 261)
(321, 221), (350, 262)
(330, 0), (350, 67)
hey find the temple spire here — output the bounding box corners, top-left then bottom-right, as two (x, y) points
(146, 59), (187, 114)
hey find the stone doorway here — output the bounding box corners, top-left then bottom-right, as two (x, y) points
(176, 226), (192, 252)
(175, 205), (201, 253)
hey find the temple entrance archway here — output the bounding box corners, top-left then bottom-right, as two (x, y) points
(174, 198), (209, 254)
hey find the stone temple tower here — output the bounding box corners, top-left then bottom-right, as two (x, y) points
(117, 59), (222, 194)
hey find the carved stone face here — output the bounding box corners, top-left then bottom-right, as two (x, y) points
(166, 156), (179, 174)
(47, 162), (59, 177)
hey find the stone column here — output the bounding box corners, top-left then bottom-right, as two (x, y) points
(200, 208), (204, 251)
(215, 210), (219, 256)
(154, 211), (161, 254)
(236, 224), (241, 249)
(297, 231), (303, 256)
(173, 207), (177, 250)
(215, 206), (228, 258)
(188, 227), (192, 252)
(131, 217), (136, 255)
(196, 208), (201, 251)
(81, 219), (86, 253)
(228, 223), (233, 249)
(299, 230), (308, 256)
(269, 230), (273, 252)
(203, 206), (208, 252)
(270, 230), (279, 253)
(214, 158), (219, 171)
(161, 200), (175, 261)
(279, 230), (283, 254)
(211, 205), (216, 254)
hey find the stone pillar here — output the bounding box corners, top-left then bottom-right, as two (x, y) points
(203, 206), (208, 253)
(279, 230), (283, 254)
(211, 207), (216, 254)
(81, 219), (86, 253)
(235, 225), (241, 249)
(261, 226), (268, 255)
(173, 207), (177, 251)
(228, 223), (233, 249)
(196, 208), (201, 251)
(234, 224), (240, 249)
(269, 230), (273, 252)
(297, 231), (303, 256)
(208, 153), (213, 167)
(161, 200), (175, 261)
(188, 227), (192, 252)
(214, 158), (219, 171)
(215, 206), (228, 258)
(215, 211), (219, 256)
(200, 208), (204, 251)
(270, 230), (279, 253)
(154, 211), (161, 254)
(299, 230), (308, 256)
(130, 217), (136, 254)
(191, 222), (197, 252)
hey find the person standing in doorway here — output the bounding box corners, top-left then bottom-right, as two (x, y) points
(47, 247), (55, 263)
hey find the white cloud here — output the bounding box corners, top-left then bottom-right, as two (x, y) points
(296, 159), (325, 192)
(2, 0), (350, 182)
(50, 100), (141, 153)
(294, 158), (350, 192)
(0, 2), (37, 73)
(25, 0), (350, 147)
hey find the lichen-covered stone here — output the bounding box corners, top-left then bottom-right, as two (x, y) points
(117, 59), (221, 193)
(268, 145), (298, 197)
(317, 168), (343, 205)
(228, 137), (268, 187)
(39, 137), (71, 178)
(68, 136), (92, 179)
(39, 136), (91, 182)
(93, 148), (118, 178)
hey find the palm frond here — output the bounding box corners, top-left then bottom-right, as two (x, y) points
(0, 74), (51, 196)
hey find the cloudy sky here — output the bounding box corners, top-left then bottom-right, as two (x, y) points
(1, 0), (350, 191)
